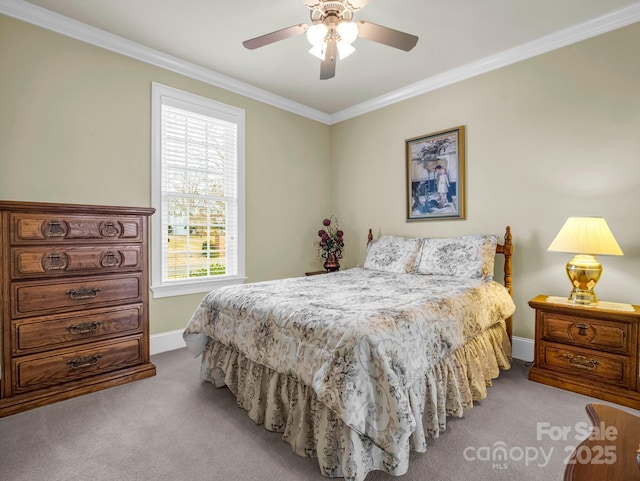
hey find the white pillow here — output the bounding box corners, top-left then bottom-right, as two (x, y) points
(416, 235), (497, 279)
(363, 236), (422, 274)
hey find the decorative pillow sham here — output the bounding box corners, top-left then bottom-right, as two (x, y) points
(416, 234), (498, 280)
(363, 236), (422, 274)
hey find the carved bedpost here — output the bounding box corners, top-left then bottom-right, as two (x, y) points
(502, 226), (513, 297)
(496, 226), (513, 342)
(367, 228), (373, 246)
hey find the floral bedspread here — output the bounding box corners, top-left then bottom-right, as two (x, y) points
(184, 267), (515, 462)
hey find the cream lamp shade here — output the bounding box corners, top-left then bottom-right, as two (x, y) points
(548, 217), (623, 305)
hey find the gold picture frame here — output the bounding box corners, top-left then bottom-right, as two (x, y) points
(406, 125), (466, 221)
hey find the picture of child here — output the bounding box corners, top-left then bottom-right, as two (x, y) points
(435, 165), (449, 208)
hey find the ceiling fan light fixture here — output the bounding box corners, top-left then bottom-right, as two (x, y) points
(307, 23), (328, 46)
(337, 41), (355, 59)
(337, 21), (358, 44)
(243, 0), (418, 80)
(308, 43), (327, 60)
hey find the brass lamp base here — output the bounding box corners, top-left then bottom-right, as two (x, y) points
(565, 254), (602, 305)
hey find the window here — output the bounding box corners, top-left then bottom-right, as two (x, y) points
(151, 83), (245, 297)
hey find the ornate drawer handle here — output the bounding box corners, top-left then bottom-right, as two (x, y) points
(66, 354), (102, 370)
(100, 251), (121, 268)
(43, 253), (69, 271)
(66, 287), (102, 300)
(67, 321), (102, 335)
(100, 221), (121, 238)
(43, 219), (67, 238)
(574, 323), (590, 336)
(562, 353), (600, 370)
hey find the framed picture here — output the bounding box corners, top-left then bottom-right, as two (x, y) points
(406, 125), (466, 221)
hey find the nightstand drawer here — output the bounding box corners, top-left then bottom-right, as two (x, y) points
(541, 344), (630, 387)
(541, 312), (631, 354)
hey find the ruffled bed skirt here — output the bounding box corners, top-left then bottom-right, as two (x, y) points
(198, 321), (512, 481)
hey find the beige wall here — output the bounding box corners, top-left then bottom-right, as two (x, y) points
(330, 23), (640, 339)
(0, 16), (331, 334)
(2, 15), (639, 340)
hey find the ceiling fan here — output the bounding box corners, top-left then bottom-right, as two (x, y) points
(242, 0), (418, 80)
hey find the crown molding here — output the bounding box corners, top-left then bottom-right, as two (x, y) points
(2, 0), (640, 126)
(330, 2), (640, 123)
(0, 0), (332, 124)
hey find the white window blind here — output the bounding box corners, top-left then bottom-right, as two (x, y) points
(151, 83), (245, 297)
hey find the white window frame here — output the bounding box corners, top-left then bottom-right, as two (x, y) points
(150, 82), (245, 298)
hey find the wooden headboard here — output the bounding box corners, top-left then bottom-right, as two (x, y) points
(366, 226), (514, 340)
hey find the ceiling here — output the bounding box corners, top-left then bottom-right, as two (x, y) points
(5, 0), (640, 122)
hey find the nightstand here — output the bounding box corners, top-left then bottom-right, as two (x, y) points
(528, 295), (640, 409)
(305, 270), (328, 276)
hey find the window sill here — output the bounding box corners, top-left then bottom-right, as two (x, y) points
(150, 276), (247, 298)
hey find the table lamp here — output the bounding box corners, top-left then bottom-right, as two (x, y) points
(547, 217), (623, 305)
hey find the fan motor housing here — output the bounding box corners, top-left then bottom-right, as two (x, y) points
(308, 1), (356, 25)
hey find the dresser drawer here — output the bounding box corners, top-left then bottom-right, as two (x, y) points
(11, 274), (142, 318)
(9, 213), (144, 244)
(540, 312), (630, 354)
(11, 245), (143, 278)
(11, 304), (143, 354)
(11, 335), (144, 393)
(541, 344), (631, 387)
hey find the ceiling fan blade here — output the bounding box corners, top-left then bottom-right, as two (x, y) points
(355, 20), (418, 51)
(243, 24), (309, 50)
(320, 39), (337, 80)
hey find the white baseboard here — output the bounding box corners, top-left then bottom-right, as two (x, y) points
(150, 329), (537, 362)
(512, 335), (534, 362)
(150, 329), (186, 356)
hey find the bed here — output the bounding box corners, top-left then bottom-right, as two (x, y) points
(183, 227), (516, 481)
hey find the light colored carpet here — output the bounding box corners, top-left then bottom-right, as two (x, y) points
(0, 348), (631, 481)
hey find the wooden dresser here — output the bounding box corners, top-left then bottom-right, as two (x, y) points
(0, 201), (156, 417)
(564, 403), (640, 481)
(528, 295), (640, 410)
